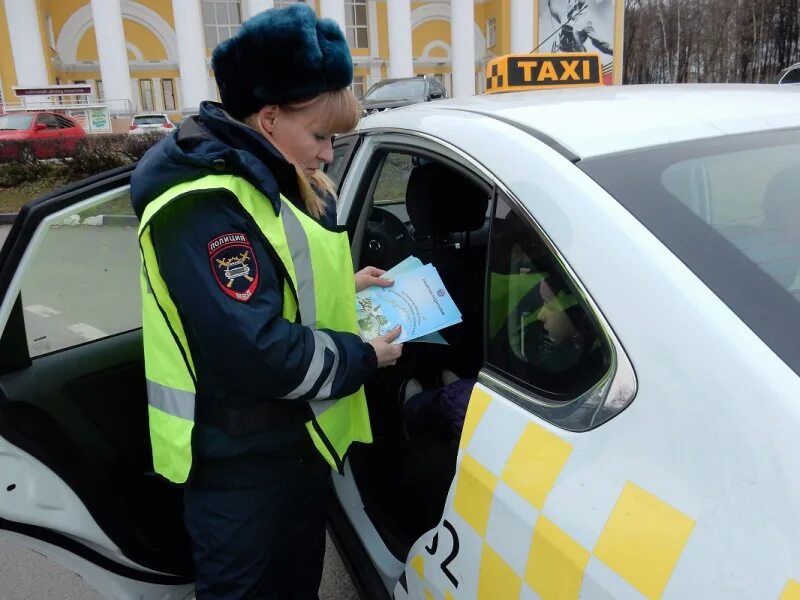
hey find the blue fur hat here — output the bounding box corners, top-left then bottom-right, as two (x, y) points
(211, 3), (353, 119)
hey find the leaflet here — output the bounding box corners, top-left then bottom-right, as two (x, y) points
(356, 260), (462, 344)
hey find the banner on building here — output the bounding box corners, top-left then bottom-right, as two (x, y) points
(87, 108), (111, 133)
(537, 0), (622, 85)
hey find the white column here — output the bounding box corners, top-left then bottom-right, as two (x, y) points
(131, 77), (140, 111)
(4, 0), (49, 104)
(386, 0), (413, 78)
(172, 0), (210, 113)
(450, 0), (475, 97)
(245, 0), (273, 18)
(510, 0), (534, 53)
(368, 0), (380, 85)
(320, 0), (346, 38)
(90, 0), (134, 114)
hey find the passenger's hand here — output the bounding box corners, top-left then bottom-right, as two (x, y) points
(369, 325), (403, 367)
(355, 266), (393, 292)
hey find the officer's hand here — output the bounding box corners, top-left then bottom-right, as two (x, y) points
(369, 325), (403, 367)
(355, 266), (393, 292)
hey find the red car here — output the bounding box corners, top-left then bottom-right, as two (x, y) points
(0, 111), (86, 161)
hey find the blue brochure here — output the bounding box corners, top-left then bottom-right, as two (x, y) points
(356, 259), (462, 344)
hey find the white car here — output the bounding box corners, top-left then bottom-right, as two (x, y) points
(1, 83), (799, 600)
(128, 112), (176, 135)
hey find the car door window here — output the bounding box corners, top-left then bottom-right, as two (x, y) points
(36, 114), (59, 129)
(18, 188), (141, 357)
(486, 193), (611, 400)
(373, 152), (414, 205)
(55, 115), (75, 129)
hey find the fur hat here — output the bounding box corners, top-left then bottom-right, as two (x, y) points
(211, 3), (353, 119)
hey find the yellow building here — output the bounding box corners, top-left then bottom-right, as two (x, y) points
(0, 0), (623, 120)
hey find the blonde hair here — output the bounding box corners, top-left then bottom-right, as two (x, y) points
(244, 88), (361, 219)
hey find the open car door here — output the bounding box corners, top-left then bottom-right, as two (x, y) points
(0, 166), (194, 599)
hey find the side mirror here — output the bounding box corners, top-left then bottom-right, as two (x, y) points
(429, 91), (444, 100)
(35, 123), (48, 131)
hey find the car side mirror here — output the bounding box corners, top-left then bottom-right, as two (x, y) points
(35, 123), (47, 131)
(429, 91), (444, 100)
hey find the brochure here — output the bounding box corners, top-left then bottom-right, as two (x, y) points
(356, 258), (462, 344)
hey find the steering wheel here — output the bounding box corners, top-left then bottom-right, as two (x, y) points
(360, 207), (412, 270)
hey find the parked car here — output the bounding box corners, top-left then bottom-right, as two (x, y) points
(128, 113), (176, 135)
(361, 76), (448, 115)
(778, 62), (800, 84)
(0, 111), (85, 161)
(1, 85), (800, 600)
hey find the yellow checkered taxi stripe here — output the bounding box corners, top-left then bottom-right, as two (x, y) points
(395, 386), (798, 599)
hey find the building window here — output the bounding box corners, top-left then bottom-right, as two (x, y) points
(486, 17), (496, 49)
(345, 0), (369, 49)
(202, 0), (243, 48)
(139, 79), (155, 111)
(162, 79), (176, 111)
(73, 80), (88, 105)
(351, 75), (366, 98)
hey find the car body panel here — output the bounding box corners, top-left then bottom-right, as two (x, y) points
(358, 85), (800, 158)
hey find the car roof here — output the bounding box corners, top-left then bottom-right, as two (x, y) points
(358, 84), (800, 158)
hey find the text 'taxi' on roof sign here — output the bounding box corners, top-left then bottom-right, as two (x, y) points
(485, 53), (603, 94)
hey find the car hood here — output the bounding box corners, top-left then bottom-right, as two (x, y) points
(130, 101), (301, 220)
(361, 98), (420, 111)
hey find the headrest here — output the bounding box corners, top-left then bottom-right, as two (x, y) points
(406, 162), (489, 236)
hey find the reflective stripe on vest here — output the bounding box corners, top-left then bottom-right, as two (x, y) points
(138, 174), (371, 483)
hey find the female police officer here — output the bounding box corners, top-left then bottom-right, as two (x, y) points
(130, 5), (401, 598)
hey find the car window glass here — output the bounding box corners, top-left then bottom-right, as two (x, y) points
(55, 115), (75, 129)
(19, 188), (141, 357)
(781, 68), (800, 84)
(36, 114), (60, 129)
(0, 115), (33, 130)
(364, 80), (426, 102)
(487, 193), (610, 399)
(326, 138), (358, 190)
(133, 115), (167, 125)
(662, 144), (800, 297)
(373, 153), (414, 205)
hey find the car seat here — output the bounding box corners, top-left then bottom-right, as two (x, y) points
(405, 161), (490, 376)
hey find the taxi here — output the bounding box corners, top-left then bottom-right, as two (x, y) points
(0, 54), (799, 599)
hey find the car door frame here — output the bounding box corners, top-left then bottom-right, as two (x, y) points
(0, 164), (194, 598)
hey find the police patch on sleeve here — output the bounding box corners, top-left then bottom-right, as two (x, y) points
(208, 232), (259, 302)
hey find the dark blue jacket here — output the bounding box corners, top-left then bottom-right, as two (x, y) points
(131, 102), (375, 486)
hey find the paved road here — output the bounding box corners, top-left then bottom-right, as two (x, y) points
(0, 223), (359, 599)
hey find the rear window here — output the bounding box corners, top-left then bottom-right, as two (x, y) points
(0, 115), (33, 130)
(581, 127), (800, 376)
(133, 115), (167, 125)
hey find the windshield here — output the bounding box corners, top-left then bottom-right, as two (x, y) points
(363, 79), (426, 102)
(580, 127), (800, 375)
(0, 115), (33, 130)
(133, 115), (167, 125)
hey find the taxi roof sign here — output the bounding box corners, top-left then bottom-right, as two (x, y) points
(485, 53), (603, 94)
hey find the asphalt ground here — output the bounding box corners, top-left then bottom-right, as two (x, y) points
(0, 222), (359, 600)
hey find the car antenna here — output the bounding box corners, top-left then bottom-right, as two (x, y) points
(529, 3), (587, 54)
